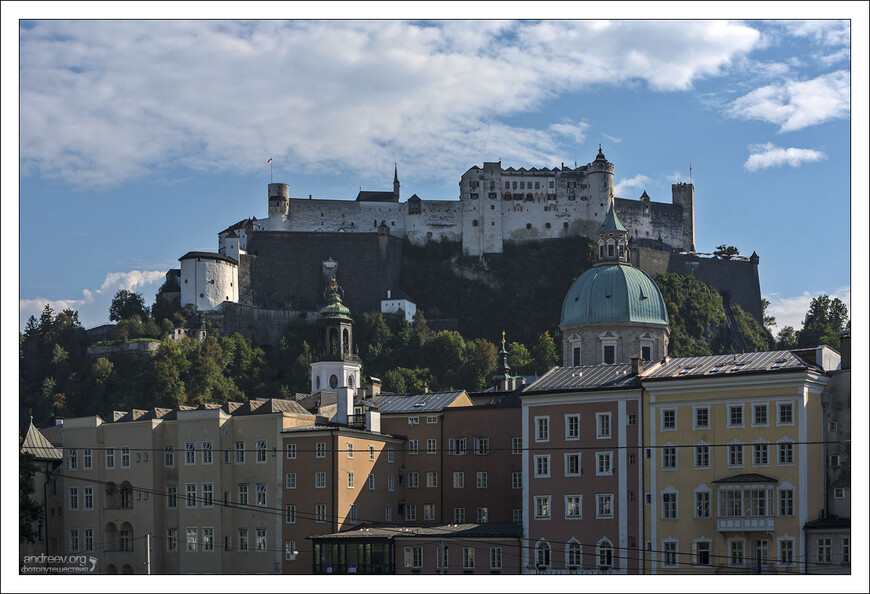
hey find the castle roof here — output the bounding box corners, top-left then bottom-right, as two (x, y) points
(356, 191), (398, 202)
(218, 218), (251, 235)
(561, 264), (669, 327)
(179, 251), (238, 265)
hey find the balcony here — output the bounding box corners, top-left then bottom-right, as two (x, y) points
(717, 515), (775, 532)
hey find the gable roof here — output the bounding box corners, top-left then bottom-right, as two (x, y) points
(641, 350), (815, 380)
(523, 364), (640, 394)
(21, 423), (63, 461)
(378, 391), (467, 414)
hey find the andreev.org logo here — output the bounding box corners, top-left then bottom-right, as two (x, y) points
(20, 554), (98, 574)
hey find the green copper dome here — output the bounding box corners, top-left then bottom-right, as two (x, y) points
(319, 281), (352, 323)
(561, 263), (669, 326)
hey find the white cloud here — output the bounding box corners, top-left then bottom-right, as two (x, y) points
(726, 70), (850, 132)
(781, 20), (850, 47)
(19, 270), (166, 330)
(614, 174), (653, 198)
(765, 287), (851, 335)
(18, 20), (763, 188)
(549, 120), (589, 144)
(743, 143), (826, 171)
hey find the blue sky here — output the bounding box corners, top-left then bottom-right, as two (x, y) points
(6, 10), (867, 338)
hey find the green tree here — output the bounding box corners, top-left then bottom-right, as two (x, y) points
(713, 244), (740, 258)
(531, 331), (560, 374)
(730, 305), (773, 352)
(109, 289), (148, 322)
(775, 326), (798, 350)
(382, 367), (434, 394)
(506, 342), (533, 375)
(460, 338), (498, 391)
(19, 450), (43, 544)
(797, 295), (849, 348)
(655, 273), (726, 357)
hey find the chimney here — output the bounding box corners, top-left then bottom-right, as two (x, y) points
(387, 290), (391, 299)
(631, 356), (644, 375)
(333, 387), (354, 426)
(365, 410), (381, 433)
(55, 418), (64, 426)
(422, 383), (429, 394)
(839, 330), (850, 370)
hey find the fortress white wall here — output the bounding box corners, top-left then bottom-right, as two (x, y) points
(180, 257), (239, 311)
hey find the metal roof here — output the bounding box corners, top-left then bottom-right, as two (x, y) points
(378, 391), (467, 414)
(524, 364), (639, 394)
(642, 350), (813, 380)
(310, 522), (522, 540)
(21, 423), (63, 460)
(598, 201), (627, 232)
(179, 251), (238, 265)
(712, 473), (777, 484)
(560, 264), (669, 326)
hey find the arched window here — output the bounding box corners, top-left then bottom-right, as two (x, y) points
(342, 328), (350, 355)
(566, 539), (582, 568)
(535, 540), (551, 569)
(329, 328), (339, 355)
(597, 539), (614, 570)
(599, 243), (605, 258)
(472, 219), (479, 227)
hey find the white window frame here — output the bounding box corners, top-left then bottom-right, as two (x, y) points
(286, 472), (296, 489)
(83, 486), (94, 510)
(404, 546), (423, 569)
(387, 447), (394, 463)
(315, 503), (326, 523)
(286, 443), (296, 459)
(534, 496), (551, 520)
(778, 485), (795, 517)
(596, 493), (613, 519)
(315, 472), (326, 489)
(347, 472), (354, 489)
(694, 538), (712, 567)
(426, 471), (438, 488)
(695, 443), (710, 469)
(727, 404), (744, 428)
(476, 471), (488, 488)
(565, 494), (582, 519)
(454, 507), (466, 523)
(534, 455), (550, 478)
(121, 446), (131, 468)
(752, 402), (769, 427)
(777, 401), (795, 426)
(427, 438), (437, 454)
(490, 547), (503, 570)
(83, 448), (92, 469)
(535, 416), (550, 442)
(777, 536), (795, 569)
(202, 482), (214, 507)
(512, 471), (522, 489)
(596, 412), (612, 439)
(315, 442), (326, 458)
(408, 439), (419, 455)
(462, 547), (475, 570)
(565, 414), (581, 440)
(728, 441), (744, 467)
(184, 442), (196, 465)
(106, 448), (115, 469)
(662, 489), (679, 520)
(693, 406), (710, 429)
(285, 504), (296, 524)
(564, 452), (582, 477)
(256, 440), (267, 463)
(694, 486), (711, 519)
(285, 540), (297, 561)
(777, 439), (795, 465)
(346, 442), (353, 459)
(662, 445), (677, 470)
(661, 408), (677, 431)
(474, 437), (489, 455)
(596, 451), (613, 476)
(752, 440), (770, 467)
(662, 539), (679, 568)
(368, 473), (376, 490)
(202, 527), (215, 553)
(235, 441), (246, 464)
(453, 471), (465, 488)
(512, 437), (523, 454)
(408, 472), (419, 488)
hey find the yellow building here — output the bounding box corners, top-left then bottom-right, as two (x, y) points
(641, 350), (830, 574)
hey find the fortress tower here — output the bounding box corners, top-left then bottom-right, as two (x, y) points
(310, 277), (362, 396)
(268, 182), (290, 230)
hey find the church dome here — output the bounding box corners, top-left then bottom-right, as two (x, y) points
(561, 263), (669, 327)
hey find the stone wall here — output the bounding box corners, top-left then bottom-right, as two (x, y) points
(205, 302), (318, 346)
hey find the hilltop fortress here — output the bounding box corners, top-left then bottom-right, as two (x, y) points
(238, 147), (694, 258)
(176, 148), (760, 345)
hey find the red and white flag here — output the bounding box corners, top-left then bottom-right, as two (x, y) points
(267, 157), (272, 164)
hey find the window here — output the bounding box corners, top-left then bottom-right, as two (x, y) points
(427, 415), (438, 424)
(345, 442), (353, 459)
(535, 541), (551, 568)
(106, 448), (115, 469)
(186, 483), (197, 508)
(628, 453), (637, 465)
(566, 414), (580, 440)
(119, 529), (132, 552)
(315, 504), (326, 523)
(477, 507), (488, 523)
(694, 407), (710, 429)
(449, 438), (467, 455)
(490, 547), (503, 570)
(662, 446), (677, 470)
(285, 504), (296, 524)
(596, 494), (613, 518)
(627, 413), (637, 426)
(462, 547), (475, 570)
(83, 448), (92, 469)
(817, 537), (832, 564)
(201, 483), (214, 507)
(369, 445), (375, 461)
(662, 409), (677, 430)
(201, 441), (213, 464)
(238, 484), (249, 506)
(695, 541), (711, 566)
(166, 528), (177, 552)
(388, 475), (395, 492)
(474, 437), (489, 455)
(753, 442), (769, 466)
(368, 473), (376, 490)
(185, 442), (196, 465)
(253, 483), (266, 506)
(427, 472), (438, 488)
(315, 442), (326, 458)
(695, 489), (711, 518)
(235, 441), (245, 464)
(167, 485), (177, 508)
(285, 540), (297, 561)
(535, 416), (550, 441)
(729, 541), (745, 567)
(286, 473), (296, 489)
(778, 488), (794, 516)
(513, 509), (522, 523)
(347, 472), (355, 489)
(203, 527), (215, 552)
(753, 404), (768, 426)
(596, 452), (613, 475)
(408, 439), (419, 455)
(778, 441), (794, 465)
(534, 496), (551, 519)
(186, 528), (198, 552)
(256, 440), (267, 463)
(424, 504), (436, 521)
(596, 413), (611, 438)
(385, 505), (393, 522)
(427, 439), (437, 454)
(603, 344), (615, 365)
(662, 492), (678, 519)
(728, 405), (743, 427)
(597, 541), (613, 570)
(728, 443), (744, 466)
(476, 472), (488, 488)
(70, 529), (79, 552)
(408, 472), (419, 488)
(511, 471), (522, 489)
(349, 504), (359, 523)
(565, 452), (582, 476)
(779, 538), (794, 567)
(286, 443), (296, 459)
(842, 537), (850, 564)
(406, 505), (417, 521)
(315, 472), (326, 488)
(534, 455), (550, 478)
(454, 507), (466, 523)
(830, 454), (840, 467)
(566, 495), (582, 519)
(512, 437), (523, 454)
(387, 447), (394, 462)
(238, 529), (249, 551)
(162, 446), (173, 467)
(408, 416), (420, 425)
(256, 528), (267, 551)
(663, 540), (678, 567)
(695, 444), (710, 468)
(404, 546), (423, 569)
(834, 487), (845, 499)
(453, 472), (465, 488)
(572, 345), (581, 366)
(68, 448), (78, 470)
(83, 486), (94, 510)
(778, 402), (794, 425)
